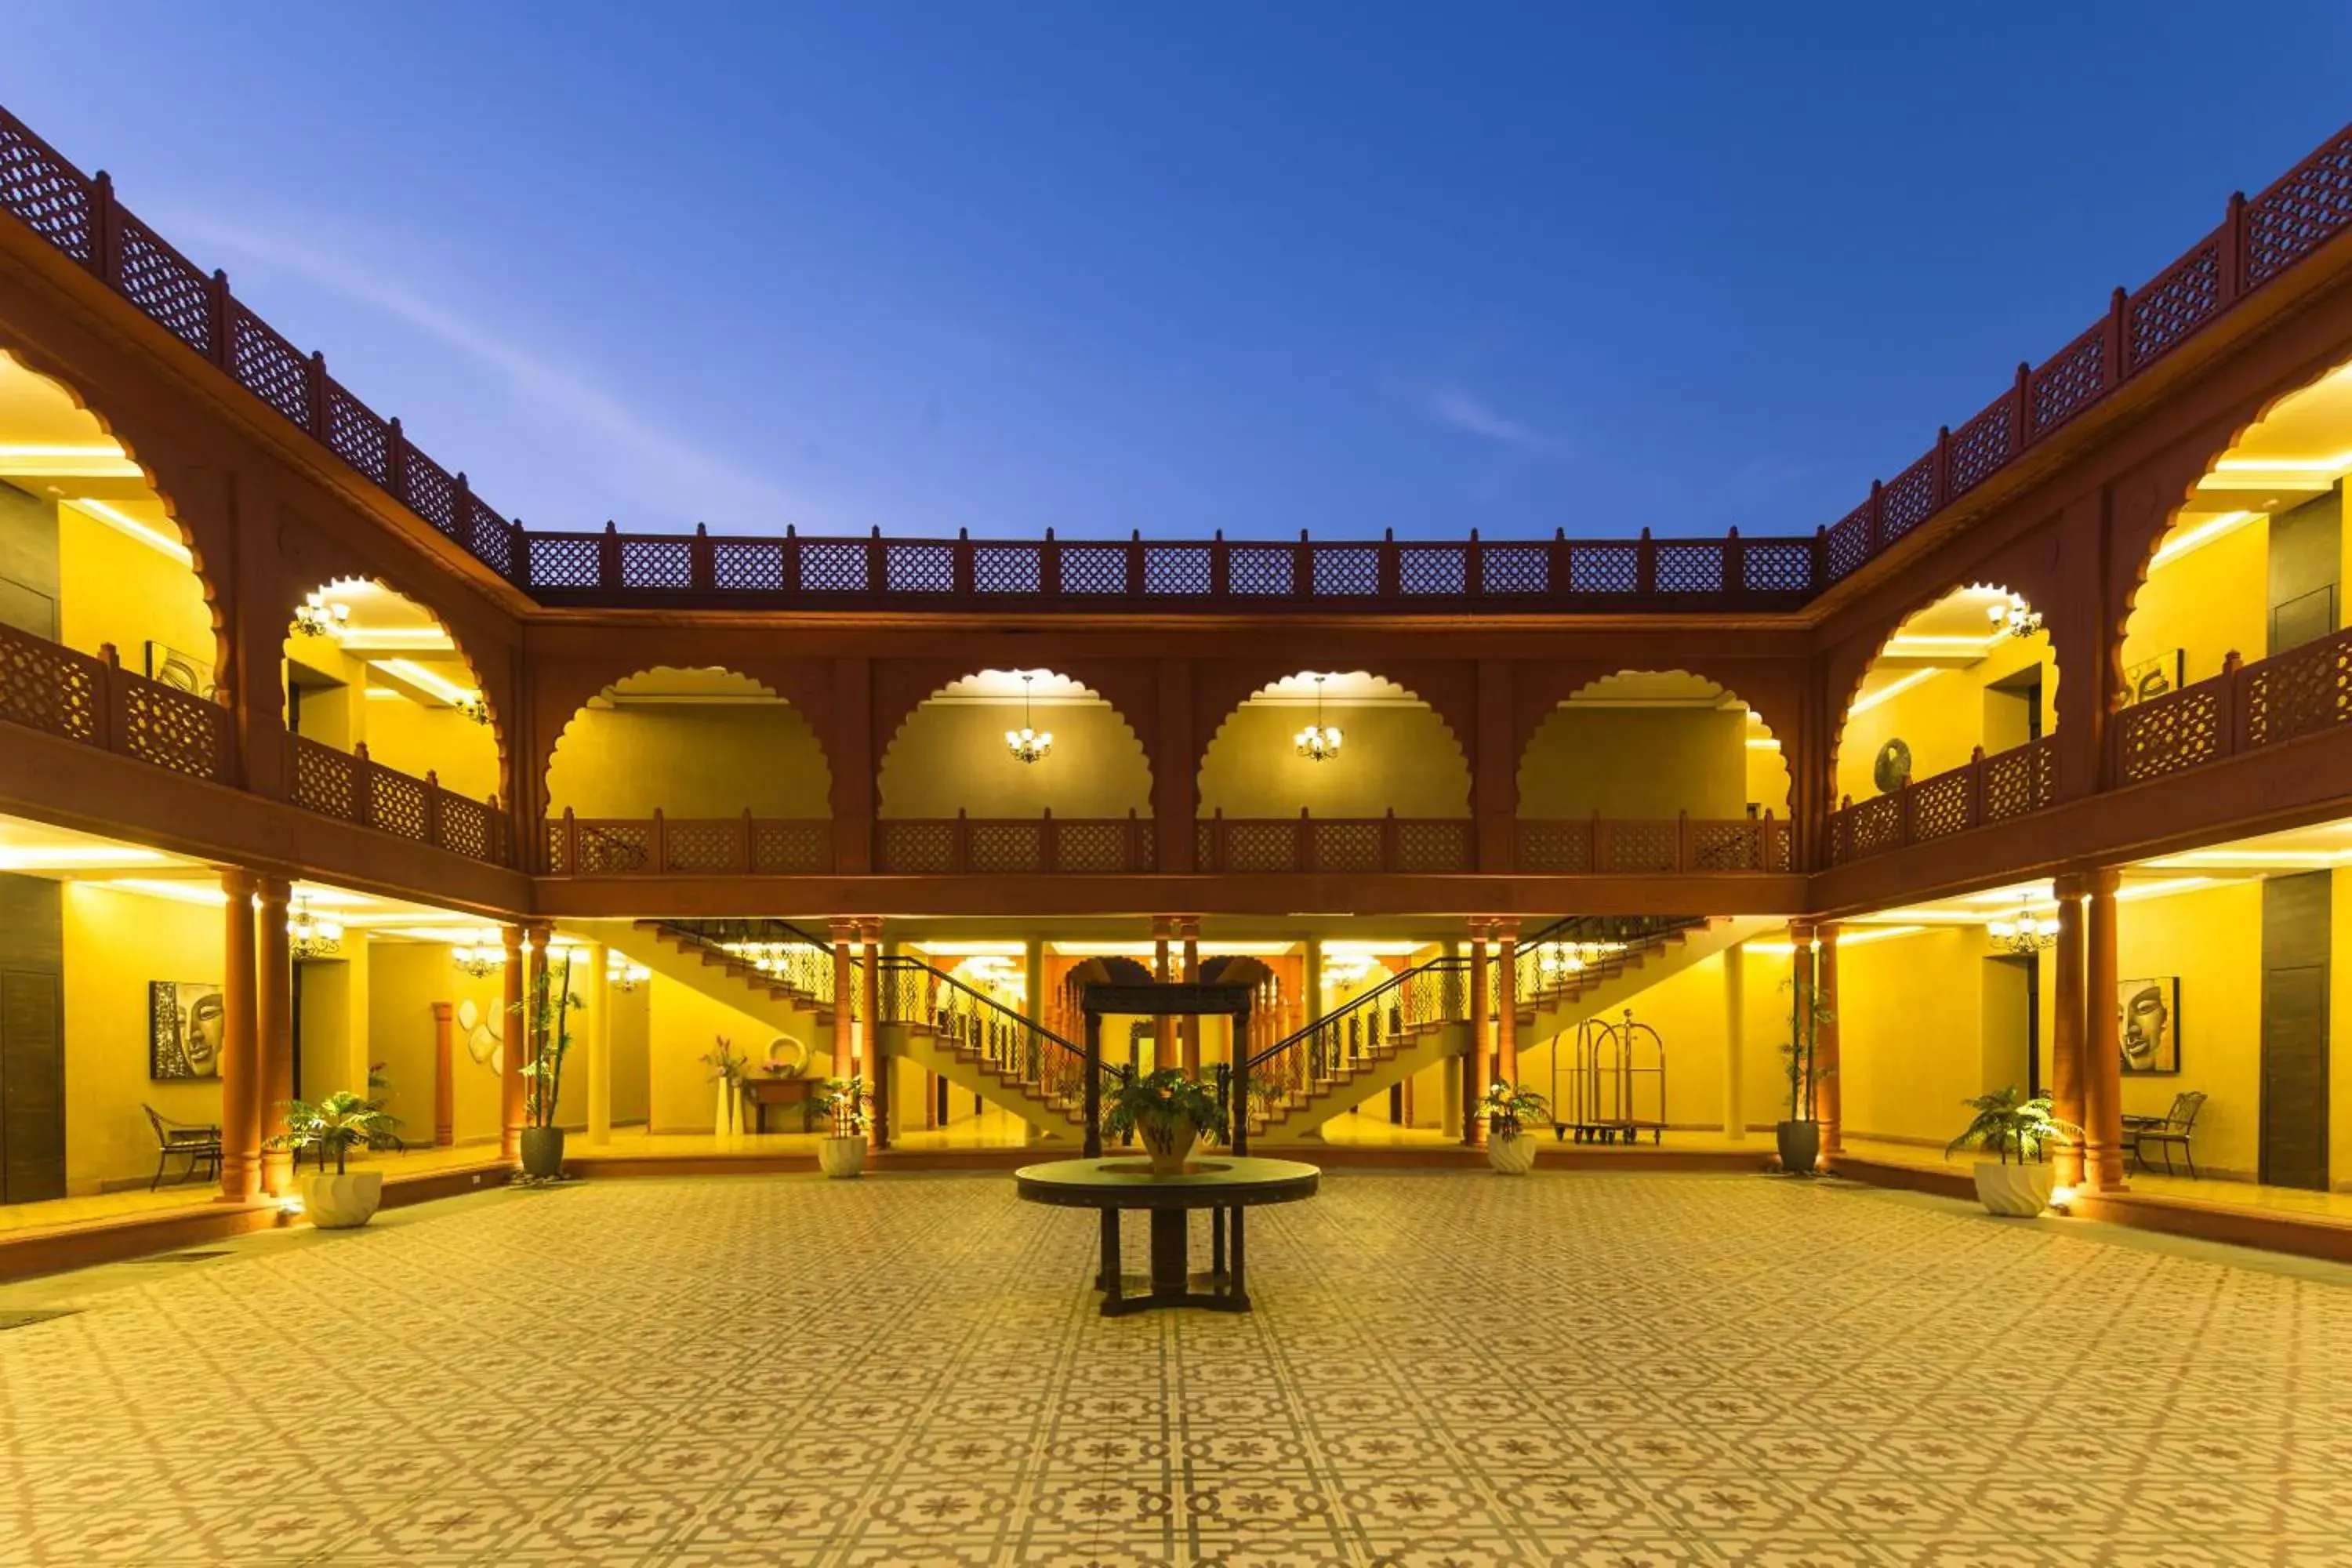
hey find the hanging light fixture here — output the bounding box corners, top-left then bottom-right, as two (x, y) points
(456, 693), (492, 727)
(1986, 593), (2043, 640)
(451, 926), (505, 978)
(1294, 674), (1342, 761)
(286, 895), (343, 960)
(607, 953), (650, 993)
(1004, 672), (1053, 764)
(291, 589), (350, 638)
(1987, 898), (2060, 955)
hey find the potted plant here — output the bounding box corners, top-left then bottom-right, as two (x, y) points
(811, 1075), (871, 1178)
(1777, 975), (1835, 1174)
(514, 951), (579, 1178)
(1482, 1080), (1550, 1174)
(1947, 1086), (2080, 1216)
(1105, 1067), (1226, 1176)
(267, 1091), (400, 1228)
(702, 1037), (749, 1138)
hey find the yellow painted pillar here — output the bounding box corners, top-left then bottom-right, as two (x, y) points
(256, 877), (294, 1198)
(1465, 922), (1489, 1145)
(499, 925), (526, 1160)
(1722, 942), (1747, 1142)
(829, 919), (858, 1080)
(2084, 869), (2127, 1192)
(1180, 916), (1201, 1076)
(587, 939), (613, 1145)
(2051, 874), (2088, 1189)
(862, 920), (886, 1148)
(217, 869), (260, 1203)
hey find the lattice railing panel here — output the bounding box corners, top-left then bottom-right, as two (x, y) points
(574, 822), (652, 873)
(1308, 821), (1382, 873)
(1145, 546), (1211, 597)
(2129, 241), (2220, 370)
(437, 794), (495, 862)
(1597, 822), (1678, 873)
(1221, 820), (1301, 873)
(290, 736), (359, 819)
(877, 822), (956, 874)
(972, 544), (1042, 595)
(969, 820), (1046, 873)
(752, 821), (833, 873)
(1058, 546), (1129, 596)
(620, 538), (693, 590)
(0, 113), (92, 260)
(1567, 544), (1637, 595)
(1824, 506), (1871, 582)
(1311, 546), (1378, 597)
(230, 306), (310, 425)
(1910, 768), (1973, 842)
(1744, 540), (1814, 595)
(324, 380), (389, 483)
(2242, 631), (2352, 749)
(712, 539), (786, 592)
(0, 626), (101, 743)
(467, 498), (514, 578)
(1227, 546), (1294, 597)
(2246, 129), (2352, 288)
(119, 678), (227, 780)
(1481, 544), (1549, 595)
(527, 535), (601, 590)
(1515, 821), (1593, 873)
(1653, 543), (1723, 595)
(1984, 739), (2056, 822)
(1947, 396), (2013, 496)
(368, 766), (429, 841)
(797, 542), (868, 593)
(1054, 821), (1142, 872)
(401, 450), (459, 538)
(1396, 546), (1465, 597)
(2114, 686), (2223, 784)
(2031, 325), (2106, 436)
(1847, 795), (1904, 859)
(1395, 820), (1471, 873)
(1880, 454), (1938, 543)
(1689, 822), (1763, 871)
(117, 214), (213, 356)
(662, 819), (744, 873)
(884, 543), (955, 594)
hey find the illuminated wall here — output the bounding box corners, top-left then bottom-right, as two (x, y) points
(2121, 516), (2269, 690)
(60, 884), (223, 1192)
(1200, 702), (1471, 818)
(1837, 632), (2056, 803)
(880, 699), (1151, 818)
(56, 502), (212, 675)
(1519, 707), (1765, 818)
(547, 702), (833, 819)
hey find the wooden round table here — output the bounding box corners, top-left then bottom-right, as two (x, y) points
(1015, 1156), (1319, 1316)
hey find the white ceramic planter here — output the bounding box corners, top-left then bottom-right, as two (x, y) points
(818, 1135), (868, 1179)
(1489, 1131), (1539, 1174)
(302, 1170), (384, 1229)
(1972, 1160), (2056, 1216)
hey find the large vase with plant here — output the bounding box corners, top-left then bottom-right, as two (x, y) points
(1777, 975), (1835, 1174)
(1105, 1067), (1226, 1176)
(514, 951), (579, 1178)
(702, 1038), (748, 1138)
(1482, 1080), (1550, 1174)
(812, 1076), (870, 1178)
(267, 1091), (400, 1228)
(1947, 1086), (2080, 1215)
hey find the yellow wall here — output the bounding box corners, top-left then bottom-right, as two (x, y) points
(547, 704), (833, 818)
(1518, 707), (1759, 818)
(2116, 881), (2263, 1181)
(1200, 702), (1470, 818)
(365, 942), (503, 1146)
(56, 505), (214, 674)
(644, 972), (821, 1133)
(2122, 516), (2269, 691)
(1838, 633), (2057, 802)
(1835, 927), (2002, 1147)
(60, 884), (224, 1192)
(880, 700), (1152, 818)
(363, 699), (503, 803)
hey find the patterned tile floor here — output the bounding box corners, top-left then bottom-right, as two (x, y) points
(3, 1171), (2350, 1567)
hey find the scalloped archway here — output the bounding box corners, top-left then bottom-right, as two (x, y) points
(1831, 582), (2058, 803)
(1519, 670), (1789, 819)
(1197, 670), (1472, 819)
(545, 666), (833, 819)
(878, 668), (1153, 820)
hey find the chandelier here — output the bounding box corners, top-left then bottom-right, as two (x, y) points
(1004, 673), (1053, 764)
(1986, 593), (2043, 640)
(608, 954), (651, 993)
(291, 590), (349, 638)
(1294, 674), (1342, 761)
(451, 926), (505, 978)
(286, 895), (343, 960)
(456, 694), (492, 727)
(1987, 898), (2060, 955)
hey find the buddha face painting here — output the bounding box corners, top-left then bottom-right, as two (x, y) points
(2118, 978), (2179, 1075)
(150, 980), (225, 1079)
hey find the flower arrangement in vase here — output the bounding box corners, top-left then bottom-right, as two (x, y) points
(702, 1037), (748, 1138)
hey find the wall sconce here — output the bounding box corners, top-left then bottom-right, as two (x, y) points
(292, 590), (349, 638)
(1986, 593), (2043, 639)
(286, 895), (343, 960)
(451, 927), (505, 978)
(607, 955), (650, 992)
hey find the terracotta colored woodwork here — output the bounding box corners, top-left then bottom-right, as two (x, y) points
(256, 877), (293, 1198)
(431, 1000), (456, 1148)
(2051, 876), (2088, 1189)
(2083, 869), (2128, 1192)
(1816, 924), (1842, 1155)
(216, 868), (260, 1202)
(499, 926), (525, 1161)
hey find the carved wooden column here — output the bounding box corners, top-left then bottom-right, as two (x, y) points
(499, 925), (524, 1160)
(1465, 921), (1490, 1145)
(832, 657), (875, 873)
(217, 869), (260, 1201)
(2050, 874), (2088, 1188)
(431, 1000), (456, 1148)
(1179, 916), (1201, 1076)
(1475, 659), (1516, 872)
(1494, 917), (1519, 1085)
(1155, 659), (1197, 872)
(1817, 924), (1842, 1155)
(256, 877), (294, 1197)
(829, 919), (858, 1080)
(1152, 916), (1175, 1070)
(2083, 869), (2127, 1191)
(862, 919), (886, 1148)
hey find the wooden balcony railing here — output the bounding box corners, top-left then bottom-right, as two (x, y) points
(877, 811), (1154, 874)
(287, 735), (510, 864)
(1827, 735), (2060, 866)
(1516, 813), (1790, 873)
(0, 622), (231, 783)
(9, 96), (2352, 610)
(2111, 628), (2352, 786)
(1195, 811), (1474, 874)
(545, 809), (833, 875)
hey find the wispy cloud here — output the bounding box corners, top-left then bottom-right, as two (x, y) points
(1421, 383), (1551, 449)
(155, 209), (806, 528)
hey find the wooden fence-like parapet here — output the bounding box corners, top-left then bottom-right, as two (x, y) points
(0, 622), (231, 782)
(1515, 813), (1790, 873)
(287, 735), (510, 864)
(545, 809), (833, 875)
(1827, 735), (2060, 866)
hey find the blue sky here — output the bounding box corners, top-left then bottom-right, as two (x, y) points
(6, 5), (2350, 542)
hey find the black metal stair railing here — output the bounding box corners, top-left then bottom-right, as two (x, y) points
(1238, 957), (1470, 1147)
(1512, 914), (1710, 1011)
(658, 917), (840, 1007)
(872, 956), (1116, 1127)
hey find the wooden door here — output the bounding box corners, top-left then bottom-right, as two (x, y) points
(2259, 873), (2331, 1192)
(0, 969), (64, 1203)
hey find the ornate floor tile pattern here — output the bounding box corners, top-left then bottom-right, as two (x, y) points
(3, 1172), (2352, 1566)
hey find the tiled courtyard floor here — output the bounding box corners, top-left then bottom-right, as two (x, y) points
(3, 1172), (2350, 1567)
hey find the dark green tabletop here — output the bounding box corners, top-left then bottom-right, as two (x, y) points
(1014, 1156), (1319, 1210)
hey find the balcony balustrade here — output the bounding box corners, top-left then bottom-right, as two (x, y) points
(1515, 813), (1790, 873)
(1827, 735), (2060, 866)
(285, 735), (510, 865)
(0, 621), (231, 782)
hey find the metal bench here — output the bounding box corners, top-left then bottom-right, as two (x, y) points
(143, 1105), (222, 1191)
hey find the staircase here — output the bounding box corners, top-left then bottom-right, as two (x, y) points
(1515, 915), (1778, 1041)
(1236, 956), (1472, 1142)
(623, 919), (1109, 1142)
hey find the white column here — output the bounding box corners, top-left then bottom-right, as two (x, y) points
(1722, 942), (1746, 1142)
(587, 940), (613, 1145)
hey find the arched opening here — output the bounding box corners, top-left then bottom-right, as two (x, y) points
(1836, 583), (2057, 805)
(1517, 671), (1789, 873)
(2124, 357), (2352, 700)
(544, 666), (833, 873)
(0, 348), (218, 684)
(281, 577), (502, 804)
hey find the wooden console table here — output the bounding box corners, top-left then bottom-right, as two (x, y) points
(741, 1075), (822, 1134)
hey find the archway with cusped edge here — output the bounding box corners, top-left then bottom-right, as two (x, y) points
(1197, 671), (1473, 820)
(544, 666), (833, 826)
(282, 576), (505, 806)
(1834, 583), (2059, 805)
(878, 669), (1154, 821)
(1519, 670), (1791, 821)
(0, 347), (221, 688)
(2119, 354), (2352, 706)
